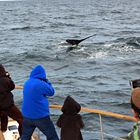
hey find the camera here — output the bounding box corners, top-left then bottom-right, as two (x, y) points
(130, 79), (140, 89)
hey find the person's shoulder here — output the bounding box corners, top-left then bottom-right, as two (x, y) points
(76, 114), (82, 118)
(74, 114), (83, 121)
(57, 114), (64, 122)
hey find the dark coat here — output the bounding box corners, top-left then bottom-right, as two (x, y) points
(57, 96), (84, 140)
(0, 64), (15, 110)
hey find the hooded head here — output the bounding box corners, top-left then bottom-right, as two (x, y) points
(30, 65), (46, 79)
(61, 96), (81, 115)
(0, 64), (7, 77)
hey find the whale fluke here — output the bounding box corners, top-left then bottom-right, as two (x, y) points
(66, 34), (95, 45)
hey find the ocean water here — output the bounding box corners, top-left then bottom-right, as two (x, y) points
(1, 0), (140, 139)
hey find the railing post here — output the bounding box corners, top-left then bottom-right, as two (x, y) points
(99, 114), (104, 140)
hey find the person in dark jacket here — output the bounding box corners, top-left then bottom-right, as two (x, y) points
(0, 64), (23, 136)
(56, 96), (84, 140)
(21, 65), (59, 140)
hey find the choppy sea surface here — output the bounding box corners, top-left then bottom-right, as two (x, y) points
(1, 0), (140, 139)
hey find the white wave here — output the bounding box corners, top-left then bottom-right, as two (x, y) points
(95, 51), (108, 59)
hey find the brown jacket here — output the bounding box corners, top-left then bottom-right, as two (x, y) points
(0, 64), (15, 110)
(57, 96), (84, 140)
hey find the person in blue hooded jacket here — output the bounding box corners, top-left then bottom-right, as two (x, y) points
(21, 65), (59, 140)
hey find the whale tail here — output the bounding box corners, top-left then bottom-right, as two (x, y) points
(66, 34), (95, 45)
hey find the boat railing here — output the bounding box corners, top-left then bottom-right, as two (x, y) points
(15, 85), (136, 140)
(49, 105), (135, 140)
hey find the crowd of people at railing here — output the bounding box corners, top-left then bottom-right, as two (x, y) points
(0, 64), (140, 140)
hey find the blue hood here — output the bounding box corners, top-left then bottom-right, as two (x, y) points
(30, 65), (46, 79)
